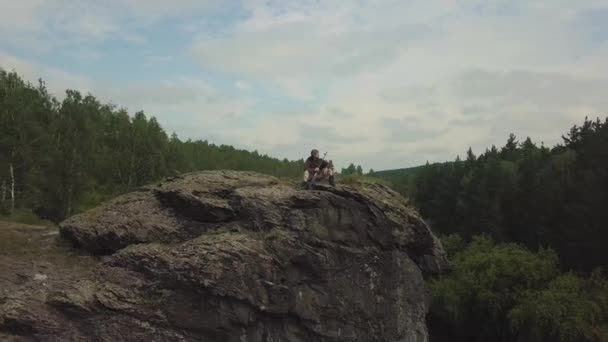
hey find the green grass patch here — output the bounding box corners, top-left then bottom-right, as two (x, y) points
(0, 208), (55, 227)
(337, 174), (392, 187)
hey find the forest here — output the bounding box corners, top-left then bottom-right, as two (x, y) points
(406, 118), (608, 272)
(0, 68), (305, 222)
(383, 116), (608, 341)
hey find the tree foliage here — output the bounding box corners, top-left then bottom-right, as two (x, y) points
(0, 69), (305, 221)
(430, 235), (608, 342)
(340, 162), (364, 176)
(408, 116), (608, 272)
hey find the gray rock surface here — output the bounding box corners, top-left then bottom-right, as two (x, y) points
(0, 170), (448, 341)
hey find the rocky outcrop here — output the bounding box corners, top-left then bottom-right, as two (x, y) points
(0, 171), (448, 342)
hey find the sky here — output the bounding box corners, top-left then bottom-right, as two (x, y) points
(1, 0), (607, 171)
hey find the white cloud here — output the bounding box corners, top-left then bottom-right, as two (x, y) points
(95, 76), (256, 140)
(2, 0), (608, 170)
(0, 52), (254, 146)
(188, 0), (608, 169)
(0, 0), (219, 52)
(143, 55), (173, 67)
(0, 52), (92, 96)
(235, 80), (251, 90)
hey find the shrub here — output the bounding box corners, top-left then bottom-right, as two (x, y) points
(510, 273), (602, 342)
(430, 235), (559, 340)
(430, 236), (608, 342)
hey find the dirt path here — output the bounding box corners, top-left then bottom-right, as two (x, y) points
(0, 221), (99, 301)
(0, 221), (57, 255)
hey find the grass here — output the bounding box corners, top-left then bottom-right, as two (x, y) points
(336, 174), (413, 207)
(0, 208), (55, 227)
(0, 220), (98, 279)
(337, 174), (392, 187)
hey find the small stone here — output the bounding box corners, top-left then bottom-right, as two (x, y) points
(34, 274), (47, 281)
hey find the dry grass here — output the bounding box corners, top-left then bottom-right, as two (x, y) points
(336, 174), (392, 187)
(0, 221), (95, 268)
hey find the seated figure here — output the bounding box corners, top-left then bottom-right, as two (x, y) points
(304, 149), (335, 186)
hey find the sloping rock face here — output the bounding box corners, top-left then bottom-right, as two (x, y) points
(0, 171), (448, 342)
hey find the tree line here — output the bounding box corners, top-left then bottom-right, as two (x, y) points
(0, 68), (305, 222)
(340, 162), (364, 176)
(407, 117), (608, 272)
(386, 116), (608, 342)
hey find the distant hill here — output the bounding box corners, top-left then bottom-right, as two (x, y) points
(371, 165), (428, 196)
(373, 165), (425, 181)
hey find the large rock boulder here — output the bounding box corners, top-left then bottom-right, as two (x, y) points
(0, 171), (448, 342)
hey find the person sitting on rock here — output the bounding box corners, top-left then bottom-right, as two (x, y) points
(304, 149), (335, 186)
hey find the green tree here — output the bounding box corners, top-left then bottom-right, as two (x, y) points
(341, 163), (357, 175)
(430, 235), (608, 342)
(510, 272), (607, 342)
(0, 70), (55, 214)
(411, 118), (608, 272)
(0, 68), (309, 221)
(430, 235), (560, 341)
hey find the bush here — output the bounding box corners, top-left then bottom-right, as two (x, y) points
(510, 273), (603, 342)
(430, 235), (608, 342)
(430, 235), (560, 340)
(436, 233), (467, 257)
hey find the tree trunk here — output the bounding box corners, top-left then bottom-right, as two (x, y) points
(10, 161), (15, 214)
(66, 182), (73, 218)
(1, 180), (6, 202)
(127, 153), (135, 191)
(66, 155), (75, 218)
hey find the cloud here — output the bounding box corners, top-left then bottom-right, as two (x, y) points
(95, 77), (256, 140)
(447, 69), (608, 146)
(297, 123), (364, 144)
(235, 80), (251, 90)
(453, 69), (608, 108)
(2, 0), (608, 170)
(0, 0), (220, 52)
(382, 117), (449, 143)
(0, 52), (254, 146)
(0, 52), (92, 96)
(117, 0), (218, 19)
(186, 0), (608, 169)
(322, 107), (355, 120)
(0, 2), (120, 51)
(143, 55), (173, 67)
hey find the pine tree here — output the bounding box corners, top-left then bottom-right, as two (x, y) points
(501, 133), (519, 161)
